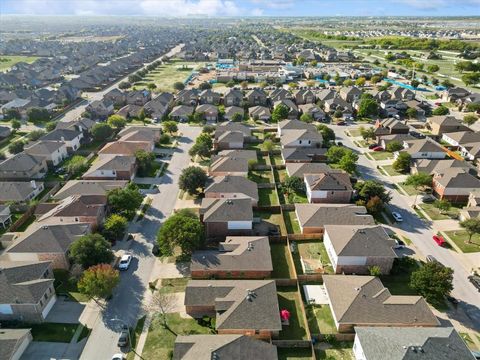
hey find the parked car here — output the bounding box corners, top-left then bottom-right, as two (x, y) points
(393, 239), (405, 249)
(421, 195), (435, 203)
(426, 255), (438, 263)
(368, 143), (379, 149)
(392, 212), (403, 222)
(433, 235), (446, 246)
(112, 354), (125, 360)
(337, 121), (347, 126)
(117, 328), (129, 347)
(468, 275), (480, 292)
(118, 253), (132, 271)
(372, 146), (384, 152)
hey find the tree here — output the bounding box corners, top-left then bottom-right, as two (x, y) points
(27, 107), (50, 123)
(410, 262), (454, 304)
(317, 124), (335, 143)
(338, 152), (358, 174)
(460, 218), (480, 243)
(355, 180), (392, 204)
(8, 141), (24, 154)
(355, 77), (366, 87)
(463, 114), (479, 126)
(193, 111), (205, 123)
(138, 108), (146, 124)
(158, 133), (170, 145)
(65, 155), (88, 176)
(107, 183), (143, 217)
(359, 126), (375, 140)
(240, 81), (248, 90)
(433, 199), (451, 214)
(368, 265), (382, 276)
(385, 140), (403, 153)
(145, 291), (176, 328)
(300, 113), (313, 123)
(173, 82), (185, 91)
(432, 106), (449, 116)
(406, 107), (418, 119)
(326, 146), (351, 164)
(226, 80), (236, 88)
(147, 83), (157, 90)
(179, 166), (208, 195)
(78, 264), (120, 306)
(343, 79), (354, 86)
(333, 109), (343, 118)
(264, 139), (274, 152)
(189, 142), (210, 159)
(103, 214), (128, 240)
(162, 121), (178, 134)
(70, 234), (114, 269)
(231, 112), (243, 122)
(466, 103), (480, 113)
(196, 133), (213, 149)
(107, 114), (126, 129)
(283, 176), (305, 195)
(366, 195), (384, 214)
(392, 152), (412, 173)
(370, 75), (381, 84)
(404, 172), (432, 205)
(198, 82), (212, 90)
(157, 211), (204, 256)
(118, 81), (130, 89)
(11, 119), (21, 132)
(427, 64), (440, 73)
(202, 124), (215, 134)
(410, 79), (420, 88)
(357, 96), (379, 118)
(45, 121), (56, 132)
(462, 72), (480, 86)
(135, 150), (156, 176)
(5, 108), (20, 120)
(28, 129), (45, 141)
(271, 104), (289, 123)
(91, 123), (113, 141)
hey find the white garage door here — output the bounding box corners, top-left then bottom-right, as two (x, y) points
(41, 295), (57, 319)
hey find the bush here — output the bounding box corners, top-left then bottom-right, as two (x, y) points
(158, 133), (171, 144)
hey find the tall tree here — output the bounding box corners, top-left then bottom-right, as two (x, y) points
(157, 212), (204, 256)
(103, 214), (128, 240)
(393, 152), (412, 173)
(92, 123), (113, 141)
(404, 172), (432, 205)
(78, 264), (120, 306)
(70, 233), (114, 269)
(271, 104), (289, 123)
(162, 121), (178, 134)
(179, 166), (208, 195)
(355, 180), (392, 204)
(107, 183), (143, 217)
(107, 115), (127, 129)
(460, 218), (480, 244)
(410, 262), (454, 304)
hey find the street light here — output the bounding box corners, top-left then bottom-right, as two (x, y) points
(110, 317), (131, 349)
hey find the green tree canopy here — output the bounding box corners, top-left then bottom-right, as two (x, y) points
(91, 123), (113, 141)
(8, 141), (24, 154)
(107, 183), (143, 217)
(317, 124), (335, 143)
(392, 152), (412, 173)
(385, 141), (403, 153)
(27, 107), (51, 123)
(107, 114), (127, 129)
(460, 218), (480, 243)
(432, 106), (449, 116)
(65, 155), (88, 177)
(357, 96), (379, 118)
(28, 129), (45, 141)
(404, 172), (432, 191)
(157, 212), (204, 256)
(283, 176), (305, 194)
(463, 114), (478, 126)
(355, 180), (392, 204)
(103, 214), (128, 240)
(135, 150), (156, 176)
(162, 121), (178, 134)
(78, 264), (120, 304)
(300, 113), (313, 123)
(410, 262), (454, 304)
(70, 233), (114, 269)
(179, 166), (208, 195)
(271, 104), (290, 123)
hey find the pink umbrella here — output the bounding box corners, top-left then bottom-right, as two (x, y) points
(280, 309), (291, 321)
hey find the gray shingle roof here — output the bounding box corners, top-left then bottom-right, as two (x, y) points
(0, 153), (46, 172)
(0, 329), (32, 360)
(281, 147), (327, 162)
(53, 180), (128, 200)
(278, 119), (316, 132)
(434, 168), (480, 189)
(0, 181), (43, 202)
(201, 198), (252, 223)
(296, 204), (375, 228)
(41, 128), (81, 141)
(205, 176), (258, 201)
(286, 163), (332, 178)
(280, 129), (323, 146)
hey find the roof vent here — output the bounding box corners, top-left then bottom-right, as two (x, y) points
(211, 351), (219, 360)
(247, 242), (254, 251)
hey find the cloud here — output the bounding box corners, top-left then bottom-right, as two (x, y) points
(395, 0), (480, 10)
(250, 0), (294, 9)
(140, 0), (242, 16)
(251, 7), (264, 16)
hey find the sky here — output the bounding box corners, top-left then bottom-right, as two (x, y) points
(1, 0), (480, 17)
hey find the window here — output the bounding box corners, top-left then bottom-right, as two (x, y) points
(44, 293), (48, 300)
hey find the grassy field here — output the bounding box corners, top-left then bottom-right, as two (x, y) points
(258, 188), (279, 206)
(159, 277), (189, 294)
(133, 61), (201, 92)
(270, 243), (296, 279)
(444, 230), (480, 253)
(277, 287), (308, 340)
(0, 55), (39, 71)
(306, 304), (337, 335)
(248, 170), (274, 184)
(283, 210), (301, 234)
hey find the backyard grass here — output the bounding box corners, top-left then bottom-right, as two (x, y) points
(305, 304), (337, 335)
(142, 313), (212, 360)
(258, 188), (279, 206)
(381, 165), (405, 177)
(54, 269), (90, 302)
(137, 162), (161, 177)
(270, 154), (284, 166)
(254, 210), (287, 235)
(248, 170), (274, 184)
(277, 347), (313, 360)
(418, 203), (460, 221)
(273, 168), (287, 183)
(256, 154), (271, 166)
(0, 55), (39, 71)
(247, 142), (281, 152)
(444, 230), (480, 253)
(133, 61), (201, 92)
(270, 243), (296, 279)
(380, 258), (419, 296)
(292, 240), (333, 275)
(285, 191), (308, 204)
(277, 287), (308, 340)
(283, 210), (301, 234)
(159, 277), (189, 294)
(315, 342), (354, 360)
(30, 323), (79, 342)
(14, 214), (36, 232)
(367, 151), (393, 161)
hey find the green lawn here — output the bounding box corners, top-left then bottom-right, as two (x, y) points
(292, 240), (333, 275)
(444, 230), (480, 253)
(270, 243), (296, 279)
(305, 304), (337, 335)
(137, 162), (161, 177)
(381, 165), (405, 177)
(270, 154), (284, 166)
(380, 258), (419, 296)
(277, 347), (313, 360)
(367, 151), (393, 161)
(254, 211), (287, 236)
(283, 210), (301, 234)
(418, 203), (460, 221)
(273, 168), (287, 183)
(142, 313), (212, 360)
(0, 55), (39, 71)
(315, 342), (354, 360)
(347, 128), (362, 137)
(133, 61), (201, 92)
(285, 191), (308, 204)
(258, 188), (279, 206)
(397, 182), (422, 196)
(256, 154), (271, 166)
(30, 323), (79, 342)
(159, 278), (189, 294)
(247, 142), (281, 152)
(126, 316), (146, 360)
(54, 269), (90, 302)
(248, 170), (274, 184)
(277, 288), (308, 340)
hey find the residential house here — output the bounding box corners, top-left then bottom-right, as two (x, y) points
(205, 176), (259, 205)
(273, 99), (299, 120)
(378, 134), (415, 150)
(443, 87), (470, 102)
(24, 141), (68, 167)
(190, 236), (272, 279)
(295, 204), (375, 234)
(304, 171), (353, 203)
(199, 89), (221, 105)
(118, 126), (161, 144)
(126, 90), (151, 106)
(281, 147), (327, 163)
(389, 86), (415, 101)
(224, 106), (244, 121)
(245, 89), (267, 106)
(214, 123), (251, 150)
(4, 223), (91, 269)
(410, 159), (471, 175)
(442, 131), (480, 147)
(395, 139), (447, 160)
(323, 225), (397, 274)
(323, 275), (439, 333)
(374, 118), (409, 140)
(53, 180), (127, 200)
(1, 99), (31, 119)
(293, 89), (316, 104)
(173, 334), (278, 360)
(277, 119), (316, 136)
(460, 142), (480, 163)
(0, 181), (44, 203)
(184, 280), (281, 338)
(200, 197), (253, 238)
(0, 205), (12, 229)
(280, 129), (322, 148)
(196, 104), (218, 122)
(98, 140), (152, 156)
(270, 88), (292, 103)
(0, 328), (33, 360)
(209, 153), (254, 177)
(286, 163), (332, 178)
(248, 106), (271, 121)
(223, 88), (243, 107)
(82, 154), (137, 180)
(427, 116), (470, 136)
(116, 104), (143, 119)
(40, 129), (83, 153)
(432, 167), (480, 203)
(85, 99), (114, 120)
(324, 97), (353, 118)
(103, 88), (126, 107)
(0, 261), (56, 323)
(169, 105), (194, 122)
(339, 86), (362, 103)
(0, 126), (12, 139)
(176, 89), (198, 106)
(298, 103), (326, 121)
(0, 153), (48, 181)
(353, 326), (475, 360)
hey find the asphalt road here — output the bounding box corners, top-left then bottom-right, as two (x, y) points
(79, 124), (201, 360)
(332, 123), (480, 331)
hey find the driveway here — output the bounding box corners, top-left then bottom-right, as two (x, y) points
(45, 296), (86, 324)
(79, 124), (201, 360)
(21, 338), (87, 360)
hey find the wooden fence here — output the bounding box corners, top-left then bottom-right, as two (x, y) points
(9, 205), (35, 232)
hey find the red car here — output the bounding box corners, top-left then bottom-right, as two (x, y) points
(433, 235), (446, 246)
(372, 146), (384, 151)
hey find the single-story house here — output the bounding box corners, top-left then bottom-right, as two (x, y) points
(395, 139), (447, 160)
(224, 106), (244, 121)
(196, 104), (219, 122)
(248, 106), (271, 121)
(427, 115), (470, 136)
(280, 129), (323, 148)
(410, 159), (472, 175)
(304, 171), (353, 203)
(277, 119), (316, 136)
(169, 105), (194, 122)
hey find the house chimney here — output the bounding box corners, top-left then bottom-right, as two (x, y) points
(30, 180), (37, 189)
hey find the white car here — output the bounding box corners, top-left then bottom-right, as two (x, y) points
(391, 212), (403, 222)
(112, 354), (124, 360)
(118, 254), (132, 270)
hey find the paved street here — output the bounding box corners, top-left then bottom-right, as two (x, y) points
(79, 124), (201, 360)
(333, 124), (480, 331)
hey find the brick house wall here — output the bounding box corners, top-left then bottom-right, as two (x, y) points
(205, 222), (253, 238)
(302, 226), (325, 235)
(309, 191), (352, 204)
(335, 257), (394, 275)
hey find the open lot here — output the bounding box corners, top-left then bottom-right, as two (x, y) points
(0, 55), (39, 71)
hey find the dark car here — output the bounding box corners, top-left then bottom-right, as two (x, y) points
(117, 328), (129, 347)
(337, 121), (347, 126)
(368, 143), (379, 149)
(468, 275), (480, 292)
